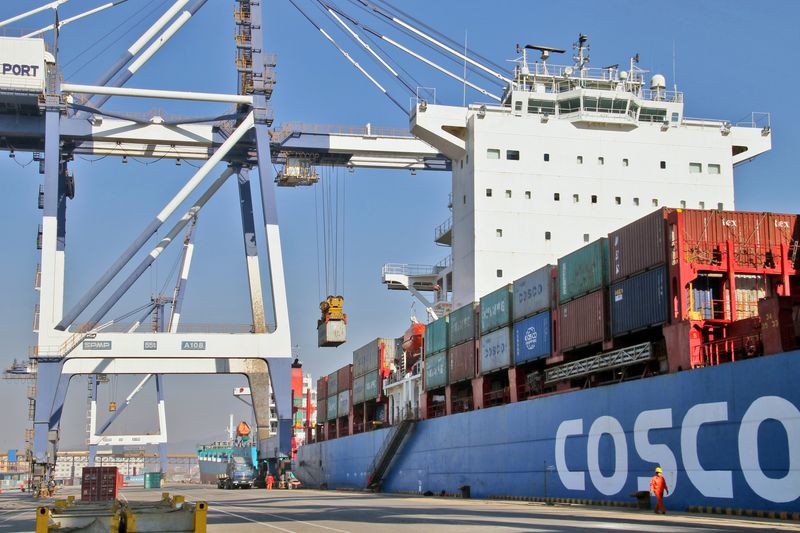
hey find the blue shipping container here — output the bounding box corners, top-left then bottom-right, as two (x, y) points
(610, 266), (668, 336)
(513, 311), (551, 364)
(513, 266), (553, 320)
(480, 327), (511, 374)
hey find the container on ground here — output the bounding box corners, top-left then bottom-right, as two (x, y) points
(81, 466), (120, 501)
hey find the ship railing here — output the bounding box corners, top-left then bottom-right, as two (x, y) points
(691, 332), (762, 368)
(434, 217), (452, 242)
(483, 387), (510, 408)
(381, 263), (443, 277)
(435, 255), (452, 270)
(682, 241), (800, 271)
(270, 122), (413, 144)
(545, 342), (653, 383)
(451, 397), (473, 414)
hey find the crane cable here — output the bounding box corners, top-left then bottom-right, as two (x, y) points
(315, 165), (346, 299)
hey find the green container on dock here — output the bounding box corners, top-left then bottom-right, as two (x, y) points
(425, 351), (448, 391)
(143, 472), (161, 489)
(449, 302), (478, 346)
(558, 238), (609, 303)
(424, 316), (449, 354)
(480, 284), (513, 335)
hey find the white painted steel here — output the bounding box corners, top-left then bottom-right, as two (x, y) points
(23, 2), (124, 38)
(127, 9), (193, 74)
(61, 83), (252, 104)
(0, 37), (46, 93)
(0, 0), (68, 29)
(127, 0), (190, 56)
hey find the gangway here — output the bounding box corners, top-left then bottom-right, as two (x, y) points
(366, 416), (416, 492)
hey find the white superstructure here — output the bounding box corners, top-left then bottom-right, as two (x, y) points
(411, 37), (772, 307)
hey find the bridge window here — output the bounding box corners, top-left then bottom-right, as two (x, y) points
(708, 164), (721, 175)
(487, 149), (500, 159)
(559, 97), (580, 113)
(507, 150), (520, 160)
(640, 108), (667, 123)
(514, 101), (523, 112)
(689, 162), (702, 173)
(528, 99), (556, 114)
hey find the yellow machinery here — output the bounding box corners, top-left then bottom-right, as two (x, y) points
(318, 295), (346, 347)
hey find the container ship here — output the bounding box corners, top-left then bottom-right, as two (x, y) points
(196, 419), (257, 485)
(295, 36), (800, 513)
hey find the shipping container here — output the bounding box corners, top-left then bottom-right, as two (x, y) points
(733, 274), (769, 319)
(480, 284), (513, 334)
(353, 375), (365, 404)
(558, 238), (609, 303)
(337, 390), (350, 417)
(559, 289), (607, 351)
(448, 341), (476, 384)
(317, 398), (327, 423)
(353, 338), (396, 378)
(326, 395), (338, 420)
(318, 320), (346, 347)
(424, 316), (449, 354)
(610, 267), (668, 337)
(364, 370), (380, 401)
(449, 302), (478, 346)
(513, 265), (553, 320)
(337, 364), (352, 391)
(327, 372), (339, 396)
(513, 311), (551, 364)
(143, 472), (161, 489)
(316, 376), (328, 401)
(480, 326), (511, 374)
(609, 209), (667, 282)
(425, 351), (448, 391)
(81, 466), (120, 501)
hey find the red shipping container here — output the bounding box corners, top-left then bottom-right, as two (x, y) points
(448, 341), (476, 384)
(558, 290), (607, 352)
(317, 376), (328, 400)
(337, 364), (353, 391)
(81, 466), (120, 501)
(609, 208), (667, 282)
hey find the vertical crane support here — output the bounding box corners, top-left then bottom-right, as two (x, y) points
(22, 0), (295, 492)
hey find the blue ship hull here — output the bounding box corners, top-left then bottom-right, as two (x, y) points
(296, 350), (800, 511)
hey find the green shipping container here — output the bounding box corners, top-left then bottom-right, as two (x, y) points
(425, 351), (448, 391)
(424, 316), (449, 354)
(558, 238), (609, 303)
(449, 302), (478, 346)
(327, 394), (338, 420)
(353, 375), (365, 404)
(480, 284), (513, 335)
(364, 370), (380, 401)
(144, 472), (161, 489)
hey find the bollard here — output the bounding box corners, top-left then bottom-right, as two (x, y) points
(35, 507), (50, 533)
(194, 501), (208, 533)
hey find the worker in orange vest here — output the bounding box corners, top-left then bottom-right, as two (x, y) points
(266, 473), (274, 490)
(650, 467), (669, 514)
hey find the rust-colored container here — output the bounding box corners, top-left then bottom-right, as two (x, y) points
(337, 364), (353, 391)
(678, 210), (799, 255)
(81, 466), (120, 501)
(448, 341), (476, 384)
(558, 289), (607, 352)
(317, 376), (328, 400)
(609, 208), (667, 282)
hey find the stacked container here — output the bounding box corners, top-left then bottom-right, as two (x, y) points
(336, 365), (352, 420)
(479, 285), (513, 374)
(558, 238), (609, 351)
(326, 370), (339, 423)
(512, 265), (553, 364)
(352, 338), (395, 404)
(448, 302), (478, 385)
(608, 210), (670, 336)
(424, 316), (449, 391)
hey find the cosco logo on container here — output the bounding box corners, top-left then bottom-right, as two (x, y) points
(1, 63), (40, 77)
(555, 396), (800, 503)
(518, 284), (543, 303)
(483, 301), (506, 319)
(524, 327), (538, 350)
(484, 343), (506, 359)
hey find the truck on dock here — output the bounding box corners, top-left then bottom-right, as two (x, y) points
(216, 456), (256, 490)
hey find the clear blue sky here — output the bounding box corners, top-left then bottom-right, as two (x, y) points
(0, 0), (798, 453)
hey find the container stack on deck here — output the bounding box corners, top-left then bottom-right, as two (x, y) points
(314, 208), (799, 439)
(352, 338), (395, 433)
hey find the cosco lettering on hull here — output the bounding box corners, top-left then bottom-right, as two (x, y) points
(555, 395), (800, 504)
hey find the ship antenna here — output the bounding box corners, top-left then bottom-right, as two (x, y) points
(572, 33), (590, 72)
